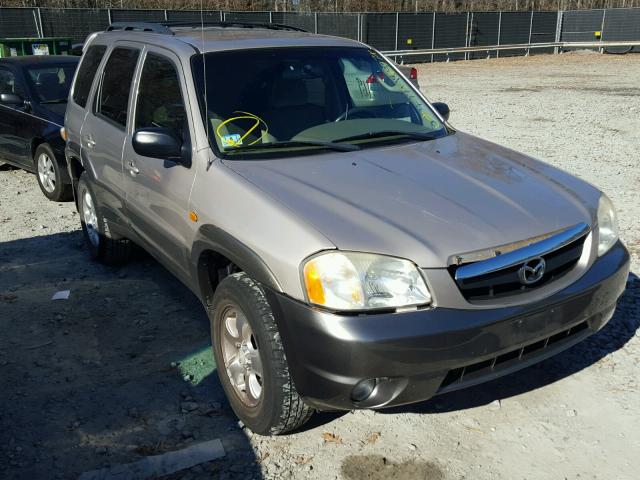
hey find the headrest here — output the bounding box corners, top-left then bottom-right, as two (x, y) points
(271, 78), (309, 108)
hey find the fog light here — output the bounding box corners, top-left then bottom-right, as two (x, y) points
(351, 378), (377, 402)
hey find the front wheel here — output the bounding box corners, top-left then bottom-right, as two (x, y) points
(210, 273), (313, 435)
(34, 144), (72, 201)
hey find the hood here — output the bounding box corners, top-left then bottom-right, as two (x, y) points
(224, 132), (600, 268)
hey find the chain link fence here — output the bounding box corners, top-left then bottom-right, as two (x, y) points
(0, 7), (40, 38)
(40, 9), (109, 43)
(0, 7), (638, 58)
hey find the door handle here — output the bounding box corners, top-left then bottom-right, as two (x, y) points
(83, 135), (95, 149)
(127, 160), (140, 176)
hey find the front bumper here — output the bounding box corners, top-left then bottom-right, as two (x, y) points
(266, 241), (630, 411)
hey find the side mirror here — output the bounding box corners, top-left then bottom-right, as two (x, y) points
(432, 102), (450, 122)
(0, 93), (25, 106)
(132, 127), (183, 161)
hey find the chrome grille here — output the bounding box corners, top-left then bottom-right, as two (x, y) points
(449, 223), (589, 302)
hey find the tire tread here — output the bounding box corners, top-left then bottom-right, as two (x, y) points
(100, 214), (132, 265)
(217, 273), (313, 435)
(77, 173), (131, 265)
(34, 144), (73, 202)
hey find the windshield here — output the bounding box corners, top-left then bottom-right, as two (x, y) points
(192, 47), (448, 159)
(26, 63), (77, 104)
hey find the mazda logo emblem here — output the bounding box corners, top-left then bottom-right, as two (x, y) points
(518, 257), (546, 285)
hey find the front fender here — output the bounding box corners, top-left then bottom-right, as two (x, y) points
(190, 224), (283, 306)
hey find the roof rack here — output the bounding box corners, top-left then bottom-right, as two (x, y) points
(106, 22), (173, 35)
(163, 21), (308, 33)
(104, 21), (307, 36)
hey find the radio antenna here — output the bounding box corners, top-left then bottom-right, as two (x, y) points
(200, 0), (212, 169)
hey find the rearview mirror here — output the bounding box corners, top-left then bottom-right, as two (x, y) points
(1, 93), (25, 106)
(432, 102), (450, 122)
(132, 127), (183, 161)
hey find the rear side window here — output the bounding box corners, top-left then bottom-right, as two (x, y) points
(96, 47), (140, 128)
(72, 45), (106, 108)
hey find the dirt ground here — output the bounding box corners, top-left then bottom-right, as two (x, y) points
(1, 52), (639, 480)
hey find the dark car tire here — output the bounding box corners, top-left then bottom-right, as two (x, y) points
(604, 46), (632, 54)
(210, 272), (313, 435)
(77, 173), (131, 265)
(34, 144), (72, 202)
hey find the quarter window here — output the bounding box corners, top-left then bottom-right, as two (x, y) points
(135, 53), (187, 140)
(72, 45), (106, 108)
(96, 47), (140, 128)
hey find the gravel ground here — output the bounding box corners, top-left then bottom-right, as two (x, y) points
(1, 52), (639, 480)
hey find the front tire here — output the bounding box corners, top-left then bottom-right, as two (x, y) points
(77, 173), (131, 265)
(210, 273), (313, 435)
(34, 144), (72, 201)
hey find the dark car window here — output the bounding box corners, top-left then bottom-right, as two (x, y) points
(0, 67), (25, 98)
(135, 53), (187, 140)
(72, 45), (106, 108)
(27, 64), (77, 104)
(95, 47), (140, 128)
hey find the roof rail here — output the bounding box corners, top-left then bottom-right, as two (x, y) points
(163, 21), (308, 33)
(106, 22), (173, 35)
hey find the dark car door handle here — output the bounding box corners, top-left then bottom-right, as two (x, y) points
(127, 160), (140, 176)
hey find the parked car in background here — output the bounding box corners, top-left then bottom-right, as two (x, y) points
(66, 22), (628, 436)
(397, 63), (419, 88)
(0, 55), (79, 201)
(71, 43), (84, 56)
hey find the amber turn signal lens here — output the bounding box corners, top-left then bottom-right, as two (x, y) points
(59, 127), (68, 141)
(188, 211), (198, 222)
(303, 260), (325, 305)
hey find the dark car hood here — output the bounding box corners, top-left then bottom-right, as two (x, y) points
(224, 132), (600, 268)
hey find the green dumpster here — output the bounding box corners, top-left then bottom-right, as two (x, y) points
(0, 37), (73, 58)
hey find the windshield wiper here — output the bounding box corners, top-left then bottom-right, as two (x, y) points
(40, 99), (68, 104)
(334, 130), (439, 143)
(226, 140), (360, 154)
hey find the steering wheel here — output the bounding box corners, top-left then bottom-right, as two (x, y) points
(334, 107), (378, 122)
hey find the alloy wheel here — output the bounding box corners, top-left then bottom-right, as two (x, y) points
(220, 305), (263, 407)
(37, 153), (56, 193)
(81, 189), (100, 247)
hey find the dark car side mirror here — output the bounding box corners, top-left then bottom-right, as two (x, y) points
(432, 102), (450, 122)
(0, 93), (25, 107)
(132, 127), (184, 162)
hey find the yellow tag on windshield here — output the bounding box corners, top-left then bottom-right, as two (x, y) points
(222, 134), (242, 147)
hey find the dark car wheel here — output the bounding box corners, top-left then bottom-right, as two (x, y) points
(210, 272), (313, 435)
(604, 46), (633, 54)
(34, 144), (72, 201)
(77, 172), (131, 265)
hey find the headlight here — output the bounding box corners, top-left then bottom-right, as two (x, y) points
(597, 193), (619, 256)
(302, 251), (431, 311)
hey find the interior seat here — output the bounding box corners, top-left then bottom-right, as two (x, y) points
(263, 78), (326, 141)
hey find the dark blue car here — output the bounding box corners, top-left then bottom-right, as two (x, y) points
(0, 55), (79, 201)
